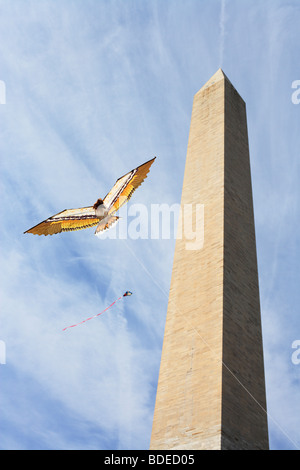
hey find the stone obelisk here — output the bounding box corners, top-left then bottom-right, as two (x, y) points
(150, 70), (269, 450)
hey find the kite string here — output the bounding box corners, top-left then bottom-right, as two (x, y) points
(62, 296), (123, 331)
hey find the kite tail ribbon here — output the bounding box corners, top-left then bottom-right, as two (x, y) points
(62, 292), (132, 331)
(123, 291), (132, 297)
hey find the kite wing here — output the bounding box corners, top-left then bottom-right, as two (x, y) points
(24, 207), (99, 236)
(103, 157), (156, 215)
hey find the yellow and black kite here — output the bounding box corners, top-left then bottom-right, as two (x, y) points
(24, 157), (156, 236)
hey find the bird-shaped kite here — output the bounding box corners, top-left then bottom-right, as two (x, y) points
(24, 157), (156, 236)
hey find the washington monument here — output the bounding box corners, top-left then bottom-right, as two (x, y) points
(150, 69), (269, 450)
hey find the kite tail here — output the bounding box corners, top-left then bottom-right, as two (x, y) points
(62, 297), (123, 331)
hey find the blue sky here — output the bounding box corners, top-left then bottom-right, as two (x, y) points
(0, 0), (299, 450)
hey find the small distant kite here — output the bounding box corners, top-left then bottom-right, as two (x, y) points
(24, 157), (156, 236)
(123, 291), (133, 297)
(62, 291), (133, 331)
